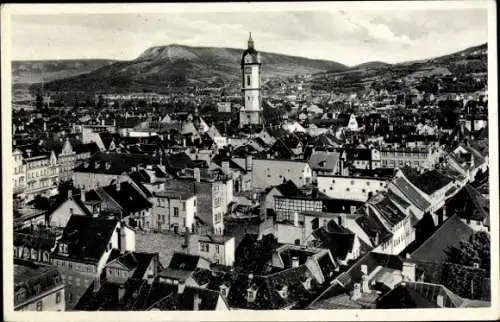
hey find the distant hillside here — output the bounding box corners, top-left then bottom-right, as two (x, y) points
(310, 43), (487, 93)
(349, 61), (392, 70)
(12, 59), (117, 85)
(36, 44), (347, 94)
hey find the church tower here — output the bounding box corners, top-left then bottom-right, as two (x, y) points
(239, 32), (262, 127)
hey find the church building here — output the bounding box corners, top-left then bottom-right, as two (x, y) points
(239, 33), (263, 127)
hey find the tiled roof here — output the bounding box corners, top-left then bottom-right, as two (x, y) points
(53, 215), (118, 263)
(411, 215), (473, 263)
(14, 259), (64, 308)
(75, 279), (222, 311)
(392, 176), (431, 211)
(101, 182), (152, 214)
(168, 252), (203, 271)
(408, 170), (453, 195)
(355, 209), (393, 245)
(73, 152), (161, 175)
(308, 151), (340, 172)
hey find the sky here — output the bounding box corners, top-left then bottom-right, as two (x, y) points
(10, 8), (488, 66)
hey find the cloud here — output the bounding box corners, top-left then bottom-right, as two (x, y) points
(10, 9), (488, 66)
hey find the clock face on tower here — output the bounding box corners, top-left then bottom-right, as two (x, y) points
(244, 55), (252, 64)
(244, 67), (251, 73)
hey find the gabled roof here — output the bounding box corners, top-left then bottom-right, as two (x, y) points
(106, 250), (159, 279)
(312, 221), (355, 260)
(411, 215), (473, 263)
(53, 215), (118, 263)
(392, 176), (431, 211)
(168, 252), (204, 271)
(75, 279), (223, 311)
(101, 182), (152, 214)
(308, 151), (340, 172)
(408, 170), (453, 195)
(274, 180), (303, 197)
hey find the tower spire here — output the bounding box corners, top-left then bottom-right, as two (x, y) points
(248, 32), (254, 49)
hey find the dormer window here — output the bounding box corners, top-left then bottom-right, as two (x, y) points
(59, 243), (68, 255)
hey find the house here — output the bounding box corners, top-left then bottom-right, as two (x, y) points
(233, 156), (313, 189)
(12, 148), (26, 196)
(57, 138), (99, 183)
(447, 143), (488, 182)
(308, 150), (342, 177)
(14, 228), (58, 264)
(72, 152), (161, 190)
(317, 175), (388, 202)
(307, 252), (404, 309)
(379, 146), (442, 170)
(158, 252), (212, 287)
(152, 189), (197, 233)
(403, 169), (457, 223)
(92, 181), (153, 230)
(198, 235), (235, 266)
(14, 259), (65, 311)
(103, 249), (161, 285)
(47, 190), (94, 228)
(50, 215), (135, 309)
(261, 180), (302, 218)
(74, 279), (230, 311)
(448, 185), (489, 232)
(164, 168), (233, 235)
(377, 281), (490, 308)
(14, 145), (60, 202)
(341, 148), (381, 170)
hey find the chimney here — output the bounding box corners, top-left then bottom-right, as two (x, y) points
(193, 292), (201, 311)
(116, 181), (121, 192)
(183, 137), (186, 147)
(436, 294), (444, 308)
(337, 216), (342, 227)
(374, 231), (380, 246)
(293, 212), (299, 227)
(402, 261), (416, 282)
(361, 274), (371, 294)
(177, 280), (186, 294)
(221, 161), (230, 175)
(68, 189), (72, 199)
(102, 119), (105, 126)
(245, 155), (252, 172)
(291, 256), (299, 268)
(80, 189), (86, 202)
(193, 168), (201, 182)
(118, 284), (126, 302)
(351, 283), (361, 300)
(43, 122), (47, 132)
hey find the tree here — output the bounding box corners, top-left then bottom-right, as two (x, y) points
(446, 231), (490, 270)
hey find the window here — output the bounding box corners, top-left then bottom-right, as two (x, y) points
(56, 291), (62, 304)
(200, 243), (210, 252)
(246, 75), (251, 86)
(216, 245), (220, 254)
(173, 207), (179, 217)
(36, 301), (43, 311)
(182, 202), (186, 211)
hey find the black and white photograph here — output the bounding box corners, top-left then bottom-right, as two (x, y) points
(2, 2), (498, 321)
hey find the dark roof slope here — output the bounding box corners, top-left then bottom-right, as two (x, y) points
(409, 170), (453, 195)
(53, 215), (118, 263)
(411, 215), (473, 263)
